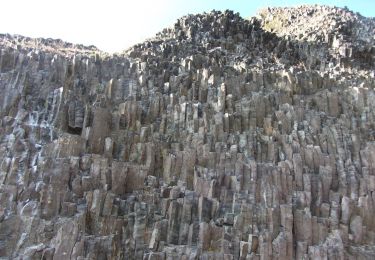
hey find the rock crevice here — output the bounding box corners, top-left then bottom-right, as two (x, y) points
(0, 5), (375, 259)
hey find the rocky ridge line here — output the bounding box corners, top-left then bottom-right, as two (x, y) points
(0, 5), (375, 260)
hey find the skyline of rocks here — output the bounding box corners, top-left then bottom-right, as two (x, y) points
(0, 4), (375, 259)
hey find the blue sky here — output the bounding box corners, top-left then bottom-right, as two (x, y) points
(0, 0), (374, 52)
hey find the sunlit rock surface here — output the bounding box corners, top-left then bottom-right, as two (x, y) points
(1, 5), (375, 259)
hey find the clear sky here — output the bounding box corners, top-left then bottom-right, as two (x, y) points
(1, 0), (374, 53)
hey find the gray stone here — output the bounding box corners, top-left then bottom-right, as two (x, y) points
(1, 5), (375, 259)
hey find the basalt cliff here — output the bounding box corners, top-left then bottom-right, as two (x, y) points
(0, 5), (375, 260)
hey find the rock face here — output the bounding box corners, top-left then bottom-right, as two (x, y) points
(1, 5), (375, 259)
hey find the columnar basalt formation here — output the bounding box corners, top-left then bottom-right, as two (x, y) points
(0, 5), (375, 259)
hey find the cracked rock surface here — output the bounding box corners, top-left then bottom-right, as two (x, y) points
(0, 5), (375, 259)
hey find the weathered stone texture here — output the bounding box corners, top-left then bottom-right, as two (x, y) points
(1, 5), (375, 259)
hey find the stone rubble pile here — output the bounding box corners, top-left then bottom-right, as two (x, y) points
(258, 5), (375, 69)
(0, 5), (375, 259)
